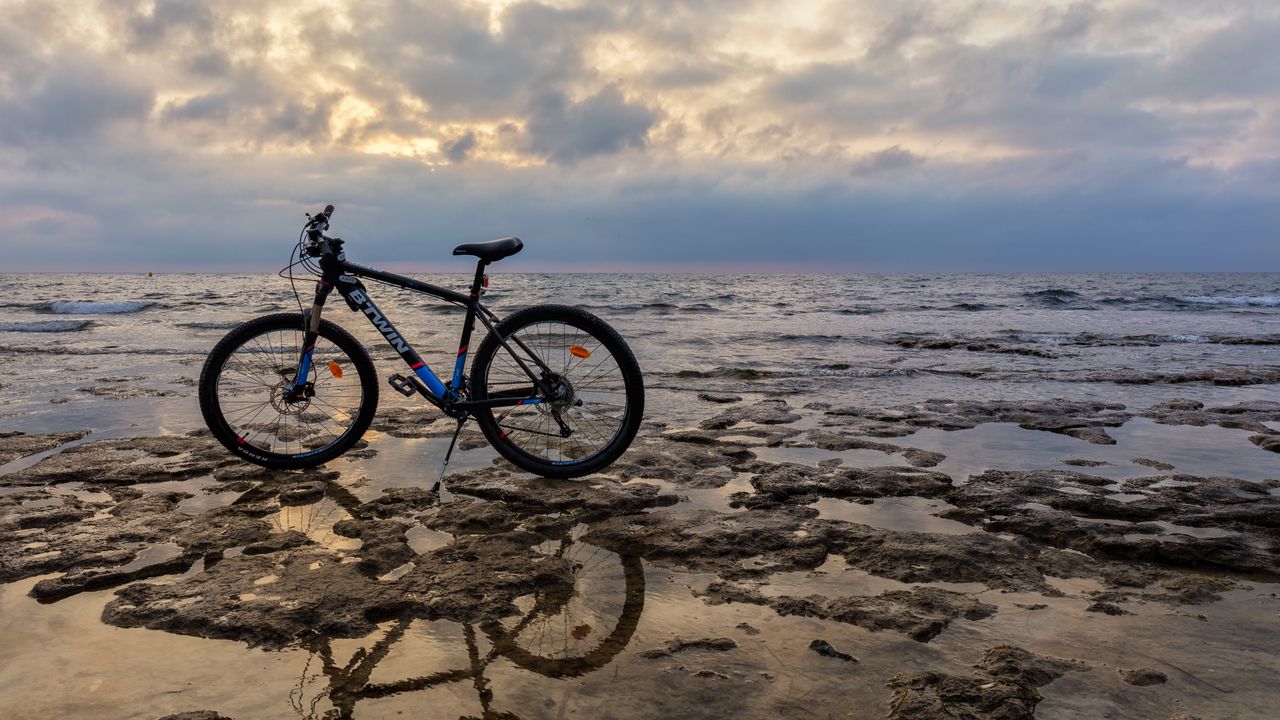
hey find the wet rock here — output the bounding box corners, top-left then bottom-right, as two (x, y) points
(698, 392), (742, 404)
(333, 518), (414, 577)
(736, 622), (760, 635)
(30, 549), (197, 603)
(832, 526), (1057, 592)
(742, 462), (953, 505)
(888, 672), (1042, 720)
(638, 637), (737, 658)
(700, 399), (801, 430)
(1062, 458), (1109, 467)
(156, 712), (234, 720)
(174, 507), (274, 555)
(357, 487), (437, 519)
(800, 430), (946, 467)
(944, 469), (1280, 578)
(1062, 427), (1116, 445)
(1249, 435), (1280, 453)
(583, 508), (827, 576)
(278, 481), (327, 505)
(103, 529), (572, 649)
(1145, 399), (1280, 433)
(901, 449), (945, 468)
(1086, 601), (1128, 615)
(888, 645), (1087, 720)
(0, 430), (90, 464)
(426, 500), (520, 535)
(822, 399), (1130, 445)
(1119, 668), (1168, 686)
(242, 530), (313, 555)
(1157, 575), (1233, 604)
(611, 438), (755, 488)
(704, 582), (996, 642)
(1133, 458), (1176, 471)
(76, 384), (181, 399)
(808, 639), (856, 662)
(368, 407), (458, 438)
(978, 645), (1091, 687)
(446, 469), (678, 518)
(3, 435), (231, 487)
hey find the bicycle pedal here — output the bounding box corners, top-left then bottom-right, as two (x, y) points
(387, 374), (418, 397)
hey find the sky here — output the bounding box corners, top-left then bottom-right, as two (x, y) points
(1, 0), (1278, 272)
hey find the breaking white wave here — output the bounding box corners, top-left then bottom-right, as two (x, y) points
(0, 320), (93, 332)
(1180, 295), (1280, 307)
(1016, 334), (1070, 345)
(44, 300), (153, 314)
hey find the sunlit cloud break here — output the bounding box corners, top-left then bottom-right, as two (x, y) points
(1, 0), (1278, 271)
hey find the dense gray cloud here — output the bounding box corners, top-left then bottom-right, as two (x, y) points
(0, 0), (1278, 270)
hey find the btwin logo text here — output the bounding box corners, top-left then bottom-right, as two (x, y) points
(348, 290), (410, 353)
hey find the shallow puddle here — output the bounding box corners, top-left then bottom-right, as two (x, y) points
(808, 496), (978, 535)
(269, 498), (362, 553)
(903, 418), (1280, 483)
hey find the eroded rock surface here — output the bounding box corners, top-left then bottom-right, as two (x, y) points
(821, 399), (1131, 444)
(0, 430), (90, 464)
(888, 646), (1090, 720)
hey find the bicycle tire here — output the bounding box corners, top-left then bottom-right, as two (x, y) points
(199, 313), (379, 469)
(470, 305), (643, 479)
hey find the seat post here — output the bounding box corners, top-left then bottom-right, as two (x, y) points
(470, 260), (488, 298)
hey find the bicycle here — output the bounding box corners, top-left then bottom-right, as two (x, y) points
(198, 205), (644, 486)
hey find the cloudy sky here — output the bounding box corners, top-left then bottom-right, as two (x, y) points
(2, 0), (1278, 271)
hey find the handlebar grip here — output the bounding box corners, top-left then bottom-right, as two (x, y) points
(307, 204), (335, 233)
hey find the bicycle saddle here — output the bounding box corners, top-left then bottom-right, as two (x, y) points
(452, 236), (523, 262)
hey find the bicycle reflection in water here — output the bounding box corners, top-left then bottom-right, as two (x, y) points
(288, 525), (647, 719)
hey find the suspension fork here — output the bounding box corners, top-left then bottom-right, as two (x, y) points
(288, 279), (334, 399)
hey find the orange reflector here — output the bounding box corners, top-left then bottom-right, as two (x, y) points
(327, 361), (344, 379)
(569, 345), (591, 359)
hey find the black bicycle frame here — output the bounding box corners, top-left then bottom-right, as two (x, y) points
(290, 246), (552, 416)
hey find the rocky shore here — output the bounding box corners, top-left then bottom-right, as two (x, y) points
(2, 395), (1278, 719)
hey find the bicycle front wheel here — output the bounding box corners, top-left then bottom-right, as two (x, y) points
(198, 313), (379, 469)
(470, 305), (644, 478)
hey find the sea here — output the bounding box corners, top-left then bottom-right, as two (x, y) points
(2, 272), (1280, 437)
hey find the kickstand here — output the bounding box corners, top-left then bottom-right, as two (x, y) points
(433, 416), (468, 493)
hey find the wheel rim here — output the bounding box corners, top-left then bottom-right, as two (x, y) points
(214, 327), (365, 458)
(483, 320), (631, 466)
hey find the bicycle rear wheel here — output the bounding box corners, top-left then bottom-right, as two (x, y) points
(470, 305), (643, 478)
(199, 313), (379, 469)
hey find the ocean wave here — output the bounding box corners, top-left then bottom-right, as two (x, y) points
(1179, 295), (1280, 307)
(1014, 334), (1071, 345)
(777, 333), (844, 343)
(0, 345), (201, 357)
(176, 321), (242, 330)
(1023, 289), (1083, 304)
(666, 365), (909, 381)
(947, 302), (997, 311)
(0, 320), (93, 332)
(41, 300), (154, 315)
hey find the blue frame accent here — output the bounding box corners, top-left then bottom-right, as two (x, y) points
(451, 350), (467, 389)
(413, 364), (449, 398)
(293, 348), (315, 388)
